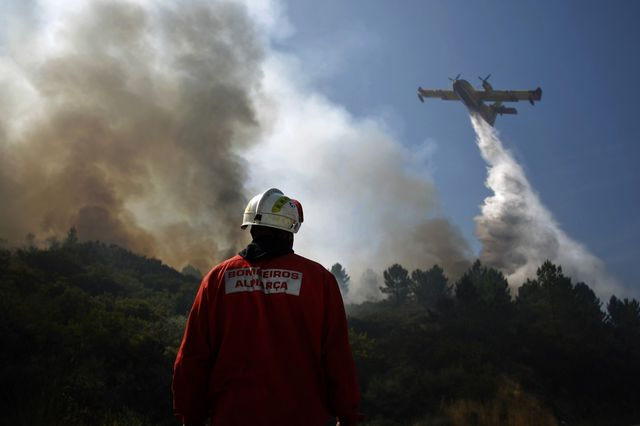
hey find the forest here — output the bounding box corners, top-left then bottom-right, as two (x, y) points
(1, 230), (639, 425)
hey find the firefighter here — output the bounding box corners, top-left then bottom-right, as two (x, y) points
(172, 188), (362, 426)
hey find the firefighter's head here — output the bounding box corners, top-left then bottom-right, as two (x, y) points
(241, 188), (303, 234)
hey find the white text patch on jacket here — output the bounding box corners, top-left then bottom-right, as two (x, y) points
(224, 268), (303, 295)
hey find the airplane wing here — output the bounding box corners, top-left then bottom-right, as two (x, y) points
(479, 87), (542, 105)
(417, 87), (459, 102)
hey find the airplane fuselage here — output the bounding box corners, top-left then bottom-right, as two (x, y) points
(453, 79), (485, 114)
(452, 79), (498, 125)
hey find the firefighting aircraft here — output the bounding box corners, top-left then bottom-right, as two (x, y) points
(417, 74), (542, 126)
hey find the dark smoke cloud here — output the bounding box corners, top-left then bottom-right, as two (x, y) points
(408, 218), (473, 276)
(0, 1), (262, 271)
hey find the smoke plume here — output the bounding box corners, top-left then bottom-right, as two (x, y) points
(1, 1), (262, 271)
(244, 55), (472, 301)
(471, 114), (624, 298)
(1, 0), (473, 299)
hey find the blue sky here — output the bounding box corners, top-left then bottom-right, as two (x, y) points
(277, 0), (640, 292)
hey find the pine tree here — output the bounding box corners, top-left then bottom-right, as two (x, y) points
(330, 263), (350, 296)
(410, 265), (450, 310)
(381, 264), (411, 306)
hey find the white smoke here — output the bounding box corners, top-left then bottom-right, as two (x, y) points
(471, 114), (626, 299)
(244, 53), (472, 302)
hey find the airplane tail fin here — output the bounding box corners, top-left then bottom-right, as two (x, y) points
(417, 87), (425, 103)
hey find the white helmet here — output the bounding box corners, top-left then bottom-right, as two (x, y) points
(241, 188), (304, 233)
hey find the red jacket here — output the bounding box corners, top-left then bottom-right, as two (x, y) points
(172, 253), (360, 426)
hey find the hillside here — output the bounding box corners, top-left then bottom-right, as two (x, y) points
(1, 233), (639, 425)
(0, 232), (200, 425)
